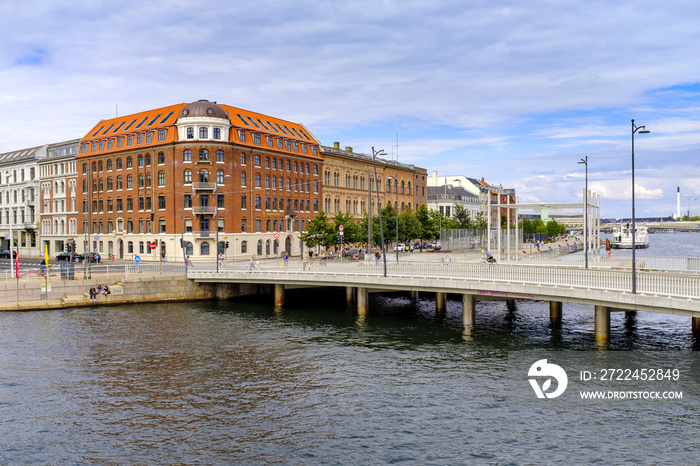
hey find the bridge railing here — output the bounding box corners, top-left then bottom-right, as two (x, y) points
(189, 259), (700, 300)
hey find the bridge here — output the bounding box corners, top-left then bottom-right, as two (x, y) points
(187, 256), (700, 345)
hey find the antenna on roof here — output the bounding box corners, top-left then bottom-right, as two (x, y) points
(115, 104), (118, 117)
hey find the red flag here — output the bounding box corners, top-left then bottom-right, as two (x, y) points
(15, 252), (19, 279)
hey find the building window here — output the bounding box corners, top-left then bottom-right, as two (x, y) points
(253, 133), (261, 145)
(136, 133), (143, 145)
(184, 149), (192, 162)
(255, 173), (261, 188)
(217, 170), (224, 184)
(158, 172), (165, 187)
(240, 153), (246, 165)
(187, 127), (194, 139)
(199, 127), (208, 139)
(216, 149), (223, 162)
(158, 130), (167, 142)
(241, 239), (247, 252)
(213, 127), (221, 139)
(184, 194), (192, 208)
(127, 175), (133, 189)
(241, 195), (247, 209)
(240, 172), (246, 186)
(106, 160), (113, 171)
(116, 158), (122, 170)
(145, 132), (153, 144)
(199, 149), (208, 161)
(184, 170), (192, 184)
(158, 152), (165, 164)
(127, 197), (133, 211)
(238, 130), (246, 142)
(126, 156), (133, 168)
(254, 155), (261, 167)
(158, 195), (165, 210)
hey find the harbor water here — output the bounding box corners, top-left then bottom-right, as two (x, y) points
(1, 233), (698, 464)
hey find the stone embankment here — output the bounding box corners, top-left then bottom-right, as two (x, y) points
(0, 270), (269, 312)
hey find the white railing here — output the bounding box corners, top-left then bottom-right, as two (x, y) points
(188, 259), (700, 300)
(125, 263), (186, 278)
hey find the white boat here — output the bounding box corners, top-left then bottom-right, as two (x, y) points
(611, 223), (650, 249)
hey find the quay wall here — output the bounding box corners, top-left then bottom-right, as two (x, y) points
(0, 273), (273, 312)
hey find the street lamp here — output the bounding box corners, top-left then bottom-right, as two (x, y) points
(578, 156), (588, 269)
(371, 147), (387, 277)
(388, 174), (399, 262)
(215, 173), (231, 273)
(631, 119), (650, 294)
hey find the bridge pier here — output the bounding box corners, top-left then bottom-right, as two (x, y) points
(436, 292), (447, 313)
(462, 294), (475, 327)
(346, 286), (355, 303)
(594, 305), (610, 343)
(357, 287), (369, 316)
(550, 301), (562, 327)
(693, 317), (700, 337)
(274, 284), (285, 311)
(410, 290), (420, 302)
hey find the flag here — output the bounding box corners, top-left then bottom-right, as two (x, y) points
(45, 245), (49, 271)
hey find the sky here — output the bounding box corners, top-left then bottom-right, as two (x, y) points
(2, 0), (700, 219)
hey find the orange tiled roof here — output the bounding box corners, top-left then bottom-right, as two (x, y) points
(78, 101), (321, 160)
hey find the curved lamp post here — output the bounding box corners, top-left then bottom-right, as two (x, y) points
(371, 147), (387, 277)
(631, 119), (650, 294)
(578, 156), (588, 268)
(388, 174), (399, 262)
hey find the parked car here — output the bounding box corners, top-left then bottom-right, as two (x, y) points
(0, 250), (18, 258)
(344, 247), (360, 259)
(56, 252), (75, 261)
(78, 253), (101, 263)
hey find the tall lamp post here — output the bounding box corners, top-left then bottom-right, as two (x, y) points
(214, 173), (231, 272)
(388, 174), (399, 262)
(578, 156), (588, 268)
(631, 119), (650, 294)
(371, 147), (388, 277)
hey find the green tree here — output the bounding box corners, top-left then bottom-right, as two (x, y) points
(473, 211), (488, 229)
(453, 204), (473, 229)
(399, 210), (421, 243)
(300, 211), (335, 248)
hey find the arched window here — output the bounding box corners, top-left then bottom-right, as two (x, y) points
(199, 149), (208, 161)
(126, 156), (133, 168)
(116, 158), (122, 170)
(183, 150), (192, 162)
(266, 240), (270, 255)
(200, 242), (210, 255)
(199, 170), (209, 183)
(241, 172), (246, 186)
(185, 241), (193, 256)
(241, 240), (247, 254)
(257, 240), (263, 255)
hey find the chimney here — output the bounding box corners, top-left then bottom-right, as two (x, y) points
(345, 147), (353, 152)
(333, 142), (340, 149)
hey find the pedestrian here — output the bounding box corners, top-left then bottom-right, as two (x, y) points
(218, 252), (224, 268)
(185, 255), (192, 271)
(374, 250), (381, 265)
(89, 285), (97, 301)
(103, 285), (110, 295)
(161, 250), (165, 262)
(319, 250), (326, 266)
(303, 251), (310, 271)
(249, 255), (256, 272)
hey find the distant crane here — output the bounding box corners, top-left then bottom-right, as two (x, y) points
(686, 197), (697, 218)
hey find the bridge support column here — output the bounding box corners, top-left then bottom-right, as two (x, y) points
(411, 290), (419, 302)
(274, 284), (285, 311)
(357, 287), (369, 316)
(550, 301), (562, 327)
(462, 294), (475, 327)
(692, 317), (700, 337)
(595, 305), (610, 343)
(436, 292), (446, 313)
(346, 286), (355, 303)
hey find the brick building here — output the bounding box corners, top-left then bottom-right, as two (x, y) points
(77, 100), (323, 261)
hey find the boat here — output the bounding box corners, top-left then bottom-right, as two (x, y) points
(610, 223), (650, 249)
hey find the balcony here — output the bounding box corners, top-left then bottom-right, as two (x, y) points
(192, 182), (216, 191)
(192, 206), (216, 215)
(193, 230), (213, 238)
(24, 222), (36, 230)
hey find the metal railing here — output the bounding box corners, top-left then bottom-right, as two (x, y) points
(188, 258), (700, 300)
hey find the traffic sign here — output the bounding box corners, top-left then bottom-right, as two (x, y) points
(273, 232), (280, 239)
(150, 242), (157, 250)
(339, 224), (344, 232)
(134, 255), (141, 264)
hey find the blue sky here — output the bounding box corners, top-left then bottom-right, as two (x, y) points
(2, 0), (700, 219)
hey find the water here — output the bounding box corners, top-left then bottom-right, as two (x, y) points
(1, 233), (699, 464)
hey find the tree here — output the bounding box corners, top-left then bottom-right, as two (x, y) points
(453, 204), (473, 229)
(473, 211), (488, 230)
(300, 211), (335, 248)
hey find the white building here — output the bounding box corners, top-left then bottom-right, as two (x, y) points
(38, 139), (80, 255)
(0, 146), (41, 255)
